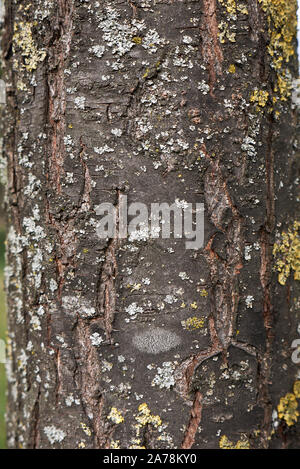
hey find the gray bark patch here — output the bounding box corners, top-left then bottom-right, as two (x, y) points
(132, 327), (181, 354)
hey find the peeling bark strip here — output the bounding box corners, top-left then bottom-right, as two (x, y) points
(181, 391), (203, 449)
(201, 0), (223, 94)
(3, 0), (300, 449)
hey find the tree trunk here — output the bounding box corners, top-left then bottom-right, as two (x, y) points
(2, 0), (300, 449)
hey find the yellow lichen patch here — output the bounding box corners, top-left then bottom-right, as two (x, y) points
(218, 0), (237, 16)
(107, 407), (124, 424)
(132, 36), (142, 44)
(182, 316), (205, 330)
(110, 440), (121, 449)
(80, 422), (92, 437)
(293, 381), (300, 399)
(250, 89), (269, 108)
(199, 289), (208, 297)
(273, 221), (300, 285)
(237, 3), (248, 15)
(219, 434), (250, 449)
(129, 439), (146, 449)
(16, 80), (27, 91)
(218, 1), (248, 43)
(258, 0), (297, 101)
(218, 21), (236, 44)
(228, 64), (236, 73)
(274, 73), (292, 102)
(13, 21), (46, 73)
(129, 283), (142, 292)
(277, 393), (299, 426)
(135, 403), (162, 428)
(131, 403), (162, 448)
(219, 0), (248, 16)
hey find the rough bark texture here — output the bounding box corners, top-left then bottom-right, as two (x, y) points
(1, 0), (300, 449)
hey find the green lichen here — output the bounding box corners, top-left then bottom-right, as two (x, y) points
(273, 221), (300, 286)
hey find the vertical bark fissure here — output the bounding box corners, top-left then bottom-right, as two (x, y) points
(258, 115), (276, 447)
(96, 189), (122, 344)
(201, 0), (223, 95)
(47, 0), (74, 193)
(76, 317), (109, 448)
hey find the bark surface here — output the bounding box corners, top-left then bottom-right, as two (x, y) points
(2, 0), (300, 449)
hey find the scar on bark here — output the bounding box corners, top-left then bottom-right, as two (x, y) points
(201, 0), (223, 95)
(175, 144), (259, 408)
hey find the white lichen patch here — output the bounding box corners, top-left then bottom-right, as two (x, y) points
(151, 362), (176, 389)
(90, 332), (104, 346)
(125, 302), (144, 320)
(89, 44), (105, 58)
(111, 128), (123, 137)
(164, 294), (178, 304)
(43, 425), (66, 445)
(96, 7), (164, 58)
(30, 315), (41, 331)
(74, 96), (86, 110)
(94, 145), (114, 155)
(128, 223), (149, 242)
(23, 217), (45, 242)
(49, 279), (58, 293)
(62, 296), (97, 318)
(245, 295), (254, 309)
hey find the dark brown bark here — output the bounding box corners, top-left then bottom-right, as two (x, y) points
(2, 0), (300, 449)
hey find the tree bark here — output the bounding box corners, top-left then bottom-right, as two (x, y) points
(2, 0), (300, 449)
